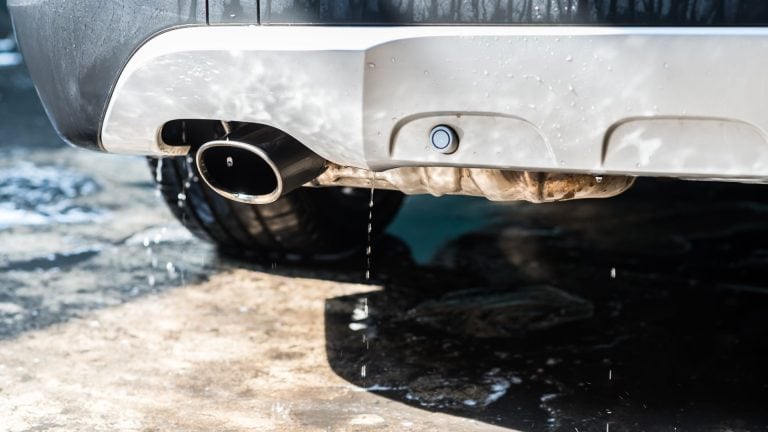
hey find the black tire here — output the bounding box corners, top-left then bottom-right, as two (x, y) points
(148, 156), (404, 260)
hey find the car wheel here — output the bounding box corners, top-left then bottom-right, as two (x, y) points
(148, 156), (404, 260)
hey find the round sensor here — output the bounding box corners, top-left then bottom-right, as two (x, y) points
(430, 125), (459, 154)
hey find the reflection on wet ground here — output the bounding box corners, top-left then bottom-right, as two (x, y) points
(1, 22), (767, 432)
(324, 183), (768, 431)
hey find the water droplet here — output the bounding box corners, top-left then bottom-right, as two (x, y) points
(148, 275), (155, 287)
(390, 57), (396, 63)
(226, 156), (234, 167)
(595, 176), (603, 183)
(367, 62), (376, 68)
(166, 262), (177, 279)
(610, 267), (616, 278)
(565, 55), (573, 62)
(155, 158), (164, 182)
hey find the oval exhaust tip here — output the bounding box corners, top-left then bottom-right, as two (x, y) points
(195, 125), (327, 205)
(196, 141), (284, 204)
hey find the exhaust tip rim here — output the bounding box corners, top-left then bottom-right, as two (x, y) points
(195, 140), (284, 205)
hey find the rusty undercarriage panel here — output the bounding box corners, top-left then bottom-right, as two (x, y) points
(311, 165), (635, 203)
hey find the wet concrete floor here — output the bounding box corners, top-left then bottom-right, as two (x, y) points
(1, 22), (768, 432)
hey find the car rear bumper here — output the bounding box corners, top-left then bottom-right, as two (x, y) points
(103, 26), (768, 180)
(8, 0), (206, 152)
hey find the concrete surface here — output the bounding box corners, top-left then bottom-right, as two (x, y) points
(2, 16), (768, 432)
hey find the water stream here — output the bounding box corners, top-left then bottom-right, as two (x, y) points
(365, 172), (375, 281)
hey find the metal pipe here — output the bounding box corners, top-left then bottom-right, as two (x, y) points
(195, 125), (327, 204)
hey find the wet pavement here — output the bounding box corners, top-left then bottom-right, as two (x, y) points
(2, 19), (768, 432)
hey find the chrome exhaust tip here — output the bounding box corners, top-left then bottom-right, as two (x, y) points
(195, 125), (327, 204)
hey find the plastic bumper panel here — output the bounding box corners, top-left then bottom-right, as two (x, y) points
(102, 26), (768, 180)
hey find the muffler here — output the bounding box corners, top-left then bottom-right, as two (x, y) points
(195, 125), (327, 204)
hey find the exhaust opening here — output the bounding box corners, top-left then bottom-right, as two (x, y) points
(195, 124), (327, 205)
(198, 144), (280, 198)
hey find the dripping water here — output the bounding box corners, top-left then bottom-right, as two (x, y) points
(177, 121), (189, 208)
(365, 171), (375, 281)
(155, 158), (163, 183)
(362, 172), (376, 385)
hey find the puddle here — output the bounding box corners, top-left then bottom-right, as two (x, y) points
(404, 285), (594, 338)
(323, 179), (768, 430)
(0, 161), (105, 228)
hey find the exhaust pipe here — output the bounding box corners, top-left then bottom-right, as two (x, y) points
(195, 125), (327, 204)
